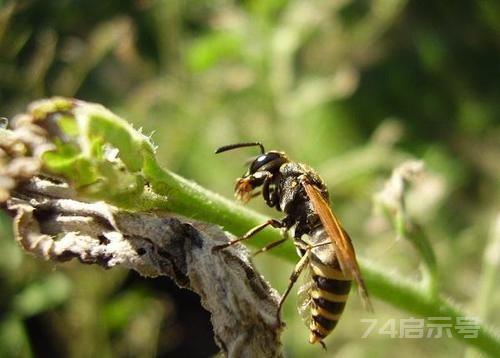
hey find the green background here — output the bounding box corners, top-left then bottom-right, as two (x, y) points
(1, 1), (499, 357)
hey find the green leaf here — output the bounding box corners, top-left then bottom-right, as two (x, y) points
(12, 273), (72, 318)
(0, 315), (32, 358)
(187, 32), (242, 72)
(43, 143), (97, 186)
(103, 290), (154, 331)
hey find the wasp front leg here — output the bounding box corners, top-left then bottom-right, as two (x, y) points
(235, 171), (272, 203)
(252, 236), (288, 257)
(261, 174), (277, 208)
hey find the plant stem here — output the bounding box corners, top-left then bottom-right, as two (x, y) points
(142, 154), (283, 249)
(364, 261), (499, 357)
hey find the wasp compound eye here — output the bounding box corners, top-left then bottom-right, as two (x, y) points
(249, 152), (283, 173)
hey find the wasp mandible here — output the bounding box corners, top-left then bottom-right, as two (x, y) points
(215, 142), (373, 348)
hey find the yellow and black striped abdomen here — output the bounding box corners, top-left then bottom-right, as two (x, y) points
(308, 258), (352, 344)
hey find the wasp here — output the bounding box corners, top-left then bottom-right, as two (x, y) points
(215, 142), (372, 348)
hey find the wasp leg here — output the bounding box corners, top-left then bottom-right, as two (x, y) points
(262, 176), (271, 205)
(213, 219), (284, 251)
(252, 237), (287, 257)
(262, 175), (275, 207)
(309, 241), (331, 249)
(249, 190), (262, 199)
(276, 249), (311, 326)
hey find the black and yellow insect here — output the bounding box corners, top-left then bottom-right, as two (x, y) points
(215, 142), (372, 347)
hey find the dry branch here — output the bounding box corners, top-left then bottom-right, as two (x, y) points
(0, 102), (283, 357)
(5, 177), (282, 357)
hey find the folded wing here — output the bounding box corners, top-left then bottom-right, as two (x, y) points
(302, 181), (373, 312)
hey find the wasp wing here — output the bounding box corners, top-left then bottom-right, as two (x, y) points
(303, 181), (373, 312)
(297, 265), (313, 328)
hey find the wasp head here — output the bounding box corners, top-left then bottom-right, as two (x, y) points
(215, 142), (288, 203)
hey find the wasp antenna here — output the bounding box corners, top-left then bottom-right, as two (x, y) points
(215, 142), (265, 154)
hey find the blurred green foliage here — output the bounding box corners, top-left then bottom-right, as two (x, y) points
(0, 0), (499, 357)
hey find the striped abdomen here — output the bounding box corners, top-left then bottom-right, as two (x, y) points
(308, 253), (352, 344)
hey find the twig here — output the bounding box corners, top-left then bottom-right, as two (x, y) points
(374, 160), (438, 295)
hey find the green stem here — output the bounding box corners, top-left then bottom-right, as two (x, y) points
(477, 214), (500, 319)
(465, 214), (500, 357)
(143, 154), (282, 248)
(364, 261), (500, 357)
(398, 212), (439, 297)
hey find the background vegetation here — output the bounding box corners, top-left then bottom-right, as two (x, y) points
(1, 0), (499, 357)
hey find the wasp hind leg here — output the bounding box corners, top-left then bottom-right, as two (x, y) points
(212, 219), (284, 251)
(276, 249), (311, 327)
